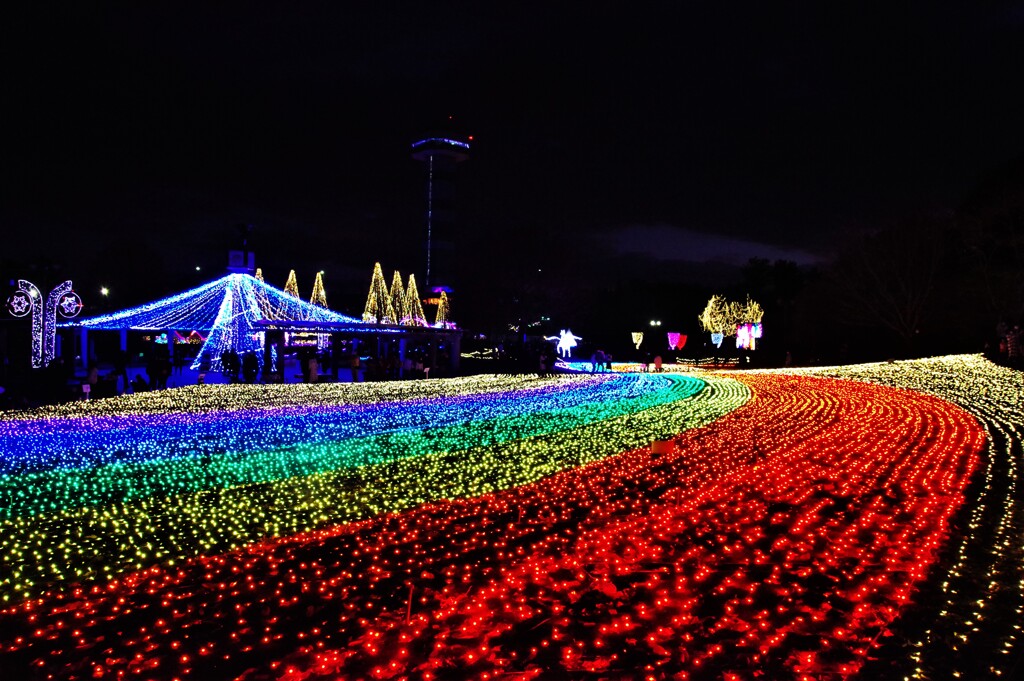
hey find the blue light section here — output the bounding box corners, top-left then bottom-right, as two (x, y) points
(60, 274), (361, 371)
(411, 137), (470, 150)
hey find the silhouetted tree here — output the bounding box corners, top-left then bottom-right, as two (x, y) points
(958, 182), (1024, 325)
(826, 216), (948, 354)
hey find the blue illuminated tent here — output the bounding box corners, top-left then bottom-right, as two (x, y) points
(60, 273), (363, 370)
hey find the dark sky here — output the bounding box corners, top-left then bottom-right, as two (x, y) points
(3, 2), (1024, 322)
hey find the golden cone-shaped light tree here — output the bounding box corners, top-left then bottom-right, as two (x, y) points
(363, 262), (397, 323)
(389, 271), (405, 322)
(283, 270), (300, 299)
(403, 274), (428, 326)
(434, 291), (452, 328)
(310, 272), (328, 308)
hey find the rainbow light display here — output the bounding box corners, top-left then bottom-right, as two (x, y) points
(0, 374), (731, 602)
(0, 356), (1021, 679)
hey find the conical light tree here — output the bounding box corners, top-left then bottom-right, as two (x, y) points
(283, 270), (300, 299)
(403, 274), (428, 326)
(310, 272), (328, 308)
(363, 262), (397, 323)
(388, 271), (405, 322)
(434, 291), (453, 328)
(282, 269), (303, 320)
(254, 268), (273, 319)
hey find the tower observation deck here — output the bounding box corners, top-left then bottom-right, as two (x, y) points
(411, 135), (470, 292)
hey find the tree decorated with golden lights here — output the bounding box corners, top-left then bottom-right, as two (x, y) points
(698, 295), (732, 336)
(389, 271), (405, 322)
(434, 291), (452, 328)
(363, 262), (397, 324)
(310, 272), (328, 308)
(254, 268), (274, 319)
(403, 274), (429, 327)
(699, 294), (764, 337)
(283, 270), (300, 299)
(741, 295), (764, 324)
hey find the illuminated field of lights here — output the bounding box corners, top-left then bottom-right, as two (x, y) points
(0, 355), (1020, 680)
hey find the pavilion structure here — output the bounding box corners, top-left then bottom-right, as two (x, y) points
(59, 272), (461, 377)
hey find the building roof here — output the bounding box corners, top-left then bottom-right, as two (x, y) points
(59, 273), (361, 370)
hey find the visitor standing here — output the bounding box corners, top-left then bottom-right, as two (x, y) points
(349, 352), (362, 382)
(308, 354), (319, 383)
(1008, 325), (1022, 368)
(242, 352), (259, 384)
(171, 342), (186, 377)
(114, 350), (130, 395)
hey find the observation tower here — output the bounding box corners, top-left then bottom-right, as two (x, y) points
(411, 132), (470, 292)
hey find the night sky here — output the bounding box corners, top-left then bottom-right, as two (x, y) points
(3, 2), (1024, 327)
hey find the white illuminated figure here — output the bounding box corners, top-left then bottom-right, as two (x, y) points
(545, 329), (582, 358)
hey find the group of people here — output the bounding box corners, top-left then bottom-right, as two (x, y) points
(996, 322), (1023, 368)
(538, 349), (557, 377)
(642, 354), (664, 372)
(220, 348), (261, 384)
(349, 352), (435, 382)
(589, 349), (613, 373)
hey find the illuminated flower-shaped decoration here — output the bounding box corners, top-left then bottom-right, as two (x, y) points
(57, 292), (83, 318)
(7, 292), (31, 317)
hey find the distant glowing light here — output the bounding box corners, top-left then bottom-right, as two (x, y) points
(411, 137), (470, 150)
(667, 332), (687, 350)
(736, 323), (763, 350)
